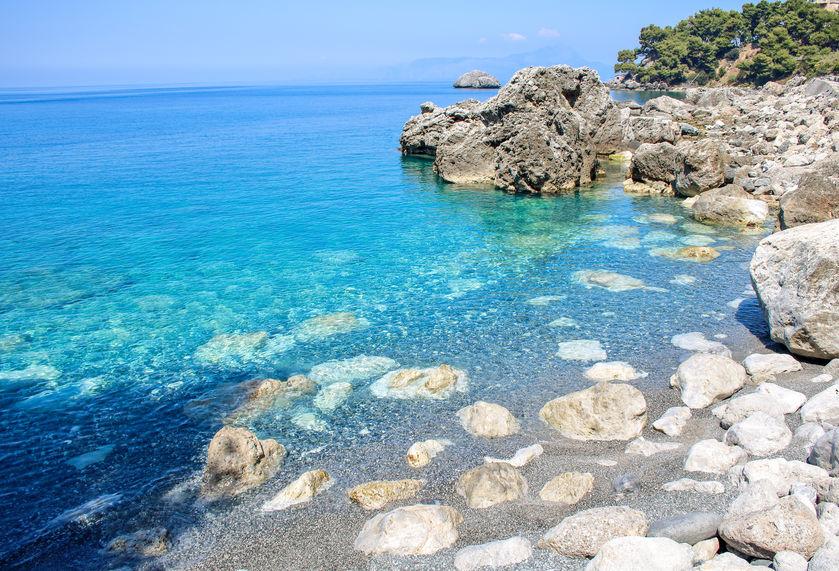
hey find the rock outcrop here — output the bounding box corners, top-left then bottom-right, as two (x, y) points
(453, 70), (501, 89)
(401, 66), (621, 193)
(779, 155), (839, 229)
(750, 220), (839, 360)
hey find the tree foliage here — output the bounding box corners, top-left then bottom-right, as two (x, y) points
(615, 0), (839, 85)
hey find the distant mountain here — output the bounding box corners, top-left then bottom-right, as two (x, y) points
(383, 45), (612, 84)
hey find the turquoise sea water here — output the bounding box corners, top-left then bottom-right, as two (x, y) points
(0, 84), (767, 568)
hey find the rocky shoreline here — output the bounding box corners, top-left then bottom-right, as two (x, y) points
(130, 67), (838, 570)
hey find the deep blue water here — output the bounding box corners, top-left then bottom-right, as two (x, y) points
(0, 84), (766, 568)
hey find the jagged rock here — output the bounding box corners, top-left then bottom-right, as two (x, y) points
(406, 439), (452, 468)
(353, 504), (462, 555)
(692, 186), (768, 227)
(809, 428), (839, 476)
(584, 361), (646, 382)
(719, 495), (824, 559)
(674, 139), (729, 196)
(202, 426), (285, 498)
(643, 95), (694, 120)
(663, 479), (725, 495)
(105, 527), (170, 557)
(712, 392), (786, 429)
(653, 406), (692, 436)
(779, 155), (839, 229)
(626, 116), (681, 145)
(801, 384), (839, 424)
(455, 463), (527, 509)
(670, 353), (747, 409)
(724, 412), (792, 457)
(453, 70), (500, 89)
(370, 364), (468, 399)
(585, 536), (693, 571)
(538, 506), (648, 557)
(539, 472), (594, 504)
(794, 422), (826, 454)
(818, 502), (839, 538)
(262, 469), (332, 511)
(401, 66), (622, 193)
(348, 479), (425, 510)
(625, 436), (681, 457)
(696, 552), (759, 570)
(453, 536), (533, 571)
(539, 382), (647, 441)
(750, 220), (839, 360)
(742, 353), (802, 381)
(648, 512), (722, 545)
(684, 439), (747, 474)
(456, 401), (520, 438)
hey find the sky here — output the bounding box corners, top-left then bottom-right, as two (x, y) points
(0, 0), (747, 88)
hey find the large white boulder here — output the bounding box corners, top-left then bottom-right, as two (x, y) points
(684, 439), (747, 474)
(801, 383), (839, 424)
(539, 382), (647, 441)
(538, 506), (648, 557)
(585, 536), (693, 571)
(653, 406), (692, 436)
(353, 504), (462, 555)
(742, 353), (802, 381)
(712, 392), (786, 429)
(670, 353), (747, 409)
(724, 412), (792, 457)
(456, 401), (520, 438)
(750, 220), (839, 360)
(453, 536), (532, 571)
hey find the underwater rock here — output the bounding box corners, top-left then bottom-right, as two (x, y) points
(291, 412), (329, 432)
(407, 439), (452, 468)
(573, 269), (651, 292)
(354, 504), (462, 555)
(262, 469), (332, 512)
(671, 332), (732, 357)
(455, 462), (528, 509)
(194, 331), (269, 367)
(453, 70), (500, 89)
(539, 382), (647, 441)
(584, 361), (646, 382)
(539, 471), (594, 505)
(456, 401), (520, 438)
(670, 353), (747, 409)
(202, 426), (285, 498)
(293, 312), (369, 342)
(348, 479), (425, 510)
(370, 364), (468, 400)
(308, 355), (399, 385)
(67, 444), (115, 470)
(526, 295), (566, 306)
(548, 316), (579, 328)
(228, 376), (317, 420)
(556, 339), (608, 361)
(670, 274), (697, 286)
(0, 364), (61, 382)
(313, 381), (352, 412)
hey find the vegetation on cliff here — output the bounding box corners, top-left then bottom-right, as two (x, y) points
(615, 0), (839, 86)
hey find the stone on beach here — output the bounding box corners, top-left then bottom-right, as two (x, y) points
(653, 406), (692, 437)
(105, 527), (170, 557)
(291, 412), (329, 432)
(801, 384), (839, 424)
(750, 220), (839, 360)
(693, 538), (721, 565)
(456, 401), (520, 438)
(648, 511), (722, 545)
(406, 439), (452, 469)
(773, 551), (809, 571)
(348, 479), (425, 511)
(262, 469), (332, 512)
(663, 479), (725, 494)
(573, 269), (653, 292)
(538, 506), (648, 557)
(742, 353), (802, 381)
(735, 457), (830, 498)
(808, 428), (839, 476)
(293, 312), (369, 342)
(453, 536), (532, 571)
(712, 392), (786, 429)
(691, 185), (769, 227)
(625, 436), (681, 457)
(670, 353), (747, 409)
(370, 364), (467, 400)
(811, 537), (839, 571)
(313, 381), (352, 412)
(484, 443), (543, 468)
(539, 382), (647, 441)
(684, 439), (747, 474)
(585, 536), (694, 571)
(353, 504), (463, 555)
(455, 463), (528, 509)
(724, 412), (792, 457)
(671, 332), (732, 357)
(202, 426), (285, 498)
(584, 361), (646, 382)
(557, 339), (608, 361)
(539, 472), (595, 505)
(308, 355), (399, 385)
(754, 383), (806, 414)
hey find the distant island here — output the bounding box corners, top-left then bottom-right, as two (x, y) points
(453, 70), (501, 89)
(611, 0), (839, 88)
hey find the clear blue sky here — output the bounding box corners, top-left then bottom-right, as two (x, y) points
(1, 0), (746, 87)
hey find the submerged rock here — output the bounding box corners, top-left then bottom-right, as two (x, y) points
(105, 527), (170, 557)
(625, 436), (681, 457)
(313, 381), (352, 412)
(750, 220), (839, 360)
(406, 439), (452, 469)
(456, 401), (520, 438)
(671, 332), (731, 357)
(194, 331), (270, 367)
(370, 364), (468, 399)
(453, 70), (500, 89)
(202, 426), (285, 498)
(573, 269), (653, 292)
(348, 479), (425, 510)
(262, 469), (332, 512)
(0, 364), (61, 382)
(556, 339), (608, 361)
(291, 412), (329, 432)
(353, 504), (462, 555)
(293, 312), (369, 342)
(539, 471), (595, 504)
(584, 361), (646, 382)
(228, 375), (316, 420)
(538, 506), (648, 557)
(670, 353), (747, 409)
(453, 536), (532, 571)
(539, 382), (647, 441)
(455, 463), (528, 509)
(308, 355), (399, 385)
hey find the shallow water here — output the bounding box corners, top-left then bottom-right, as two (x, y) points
(0, 84), (768, 567)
